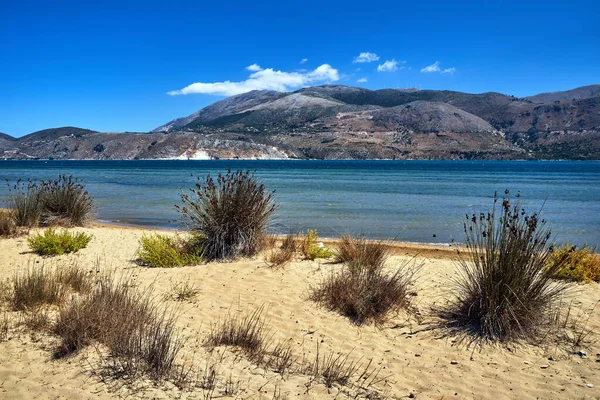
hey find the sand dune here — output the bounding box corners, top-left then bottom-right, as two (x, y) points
(0, 225), (598, 399)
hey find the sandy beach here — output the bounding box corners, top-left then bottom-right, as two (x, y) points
(0, 225), (598, 399)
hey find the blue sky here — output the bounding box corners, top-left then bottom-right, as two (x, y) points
(1, 0), (599, 137)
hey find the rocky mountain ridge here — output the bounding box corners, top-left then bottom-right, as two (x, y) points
(2, 84), (599, 160)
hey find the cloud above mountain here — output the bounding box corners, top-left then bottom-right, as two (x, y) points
(420, 61), (455, 74)
(353, 52), (380, 63)
(168, 64), (340, 96)
(377, 59), (404, 72)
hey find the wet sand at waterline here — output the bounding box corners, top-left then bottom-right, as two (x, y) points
(0, 225), (598, 399)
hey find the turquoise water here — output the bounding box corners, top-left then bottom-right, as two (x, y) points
(0, 160), (598, 246)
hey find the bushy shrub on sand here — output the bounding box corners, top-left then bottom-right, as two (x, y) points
(7, 175), (93, 227)
(28, 228), (92, 256)
(137, 234), (202, 268)
(440, 190), (569, 343)
(38, 175), (94, 226)
(311, 260), (416, 325)
(54, 274), (183, 380)
(547, 242), (600, 283)
(335, 235), (390, 273)
(177, 169), (278, 261)
(301, 230), (333, 260)
(7, 179), (42, 227)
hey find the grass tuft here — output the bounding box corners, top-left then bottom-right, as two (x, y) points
(335, 235), (390, 273)
(311, 260), (417, 325)
(177, 169), (278, 261)
(12, 266), (67, 311)
(439, 190), (570, 344)
(28, 228), (92, 256)
(137, 233), (202, 268)
(265, 234), (297, 268)
(0, 209), (23, 237)
(547, 242), (600, 283)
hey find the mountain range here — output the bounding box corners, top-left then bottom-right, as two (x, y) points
(2, 84), (599, 160)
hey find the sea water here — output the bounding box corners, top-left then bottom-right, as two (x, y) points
(0, 160), (598, 246)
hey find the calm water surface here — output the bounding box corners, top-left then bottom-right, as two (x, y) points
(0, 160), (598, 246)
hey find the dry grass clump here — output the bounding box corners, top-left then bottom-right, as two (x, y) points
(164, 278), (199, 302)
(0, 209), (22, 237)
(547, 242), (600, 283)
(177, 169), (278, 261)
(335, 235), (390, 272)
(28, 228), (92, 256)
(11, 266), (67, 311)
(265, 234), (297, 268)
(54, 274), (184, 380)
(301, 230), (333, 260)
(439, 190), (570, 344)
(7, 175), (93, 227)
(137, 233), (203, 268)
(311, 260), (416, 325)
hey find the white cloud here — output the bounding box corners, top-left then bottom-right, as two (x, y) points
(377, 59), (403, 72)
(246, 64), (262, 72)
(353, 52), (380, 63)
(357, 77), (368, 83)
(168, 64), (340, 96)
(421, 61), (456, 74)
(300, 58), (308, 64)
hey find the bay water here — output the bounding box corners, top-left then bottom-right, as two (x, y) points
(0, 160), (598, 246)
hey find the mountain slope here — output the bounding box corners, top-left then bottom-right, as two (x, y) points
(525, 84), (600, 103)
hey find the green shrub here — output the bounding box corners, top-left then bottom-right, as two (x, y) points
(177, 169), (278, 261)
(137, 233), (202, 268)
(301, 230), (333, 260)
(28, 228), (92, 256)
(547, 242), (600, 282)
(335, 235), (390, 273)
(440, 190), (569, 343)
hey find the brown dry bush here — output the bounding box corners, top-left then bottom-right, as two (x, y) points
(311, 260), (417, 325)
(0, 209), (21, 237)
(265, 234), (297, 268)
(335, 235), (390, 273)
(439, 190), (570, 344)
(54, 274), (184, 380)
(12, 266), (67, 311)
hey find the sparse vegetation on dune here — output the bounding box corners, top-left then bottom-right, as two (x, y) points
(439, 190), (571, 344)
(28, 228), (92, 256)
(0, 209), (21, 237)
(335, 234), (390, 272)
(137, 233), (203, 268)
(311, 258), (417, 325)
(265, 233), (297, 267)
(547, 242), (600, 283)
(7, 179), (42, 227)
(54, 273), (184, 380)
(177, 169), (278, 261)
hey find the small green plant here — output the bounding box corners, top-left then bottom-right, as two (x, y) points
(301, 230), (333, 260)
(547, 242), (600, 282)
(137, 234), (202, 268)
(28, 228), (92, 256)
